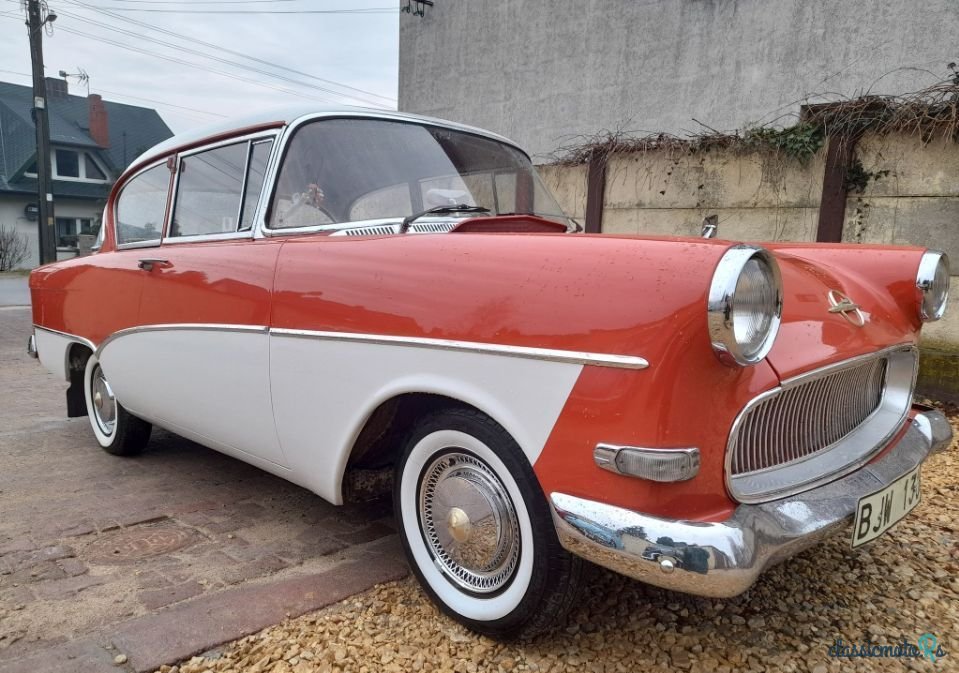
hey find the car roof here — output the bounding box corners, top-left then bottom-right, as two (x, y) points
(131, 105), (526, 170)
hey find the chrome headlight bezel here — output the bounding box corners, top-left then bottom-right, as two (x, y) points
(707, 245), (783, 366)
(916, 250), (950, 322)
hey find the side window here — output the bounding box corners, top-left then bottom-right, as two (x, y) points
(171, 143), (247, 237)
(115, 163), (169, 246)
(239, 139), (274, 231)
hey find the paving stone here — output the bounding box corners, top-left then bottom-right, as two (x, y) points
(56, 557), (89, 577)
(31, 574), (106, 601)
(334, 521), (396, 546)
(138, 581), (205, 611)
(8, 561), (67, 584)
(219, 555), (290, 586)
(0, 638), (117, 673)
(110, 554), (408, 672)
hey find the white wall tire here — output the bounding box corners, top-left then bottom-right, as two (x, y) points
(83, 354), (152, 456)
(394, 407), (581, 639)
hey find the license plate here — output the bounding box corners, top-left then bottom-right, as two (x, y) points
(851, 466), (921, 548)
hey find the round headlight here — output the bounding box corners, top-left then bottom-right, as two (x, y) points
(708, 245), (783, 366)
(916, 250), (949, 322)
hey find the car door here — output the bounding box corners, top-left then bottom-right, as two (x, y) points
(107, 134), (288, 467)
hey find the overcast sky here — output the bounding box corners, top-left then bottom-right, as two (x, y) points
(0, 0), (399, 133)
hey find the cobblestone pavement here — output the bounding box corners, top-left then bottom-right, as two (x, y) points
(0, 308), (407, 673)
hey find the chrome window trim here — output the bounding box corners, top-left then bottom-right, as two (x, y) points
(916, 250), (950, 322)
(113, 158), (170, 250)
(116, 239), (163, 251)
(725, 343), (918, 503)
(270, 328), (649, 369)
(165, 130), (280, 244)
(160, 231), (255, 245)
(258, 112), (532, 238)
(707, 245), (783, 367)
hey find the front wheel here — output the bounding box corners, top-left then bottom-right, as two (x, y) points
(394, 408), (581, 639)
(83, 354), (152, 456)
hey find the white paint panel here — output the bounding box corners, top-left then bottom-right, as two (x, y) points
(270, 335), (583, 504)
(35, 328), (74, 380)
(99, 330), (286, 466)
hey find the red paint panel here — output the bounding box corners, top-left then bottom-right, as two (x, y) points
(138, 240), (281, 328)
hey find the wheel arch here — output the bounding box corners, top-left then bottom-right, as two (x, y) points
(336, 376), (544, 504)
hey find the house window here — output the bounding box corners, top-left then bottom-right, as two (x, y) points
(85, 154), (107, 180)
(55, 217), (93, 248)
(26, 149), (111, 183)
(55, 150), (80, 178)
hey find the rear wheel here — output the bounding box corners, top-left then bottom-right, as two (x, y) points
(83, 354), (152, 456)
(394, 407), (581, 639)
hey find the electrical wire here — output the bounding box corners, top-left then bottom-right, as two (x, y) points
(0, 13), (346, 106)
(52, 7), (392, 108)
(59, 0), (397, 105)
(84, 6), (396, 14)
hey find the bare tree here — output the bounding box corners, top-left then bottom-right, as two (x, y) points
(0, 225), (29, 271)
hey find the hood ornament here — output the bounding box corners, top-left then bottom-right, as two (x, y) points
(827, 289), (865, 326)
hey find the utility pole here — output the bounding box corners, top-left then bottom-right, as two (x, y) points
(26, 0), (57, 265)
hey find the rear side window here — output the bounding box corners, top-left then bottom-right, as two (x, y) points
(115, 163), (170, 246)
(170, 138), (275, 238)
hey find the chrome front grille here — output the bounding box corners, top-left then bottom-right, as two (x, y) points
(727, 346), (917, 502)
(731, 358), (887, 475)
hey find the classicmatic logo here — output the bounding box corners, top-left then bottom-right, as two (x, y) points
(827, 289), (866, 326)
(828, 633), (948, 663)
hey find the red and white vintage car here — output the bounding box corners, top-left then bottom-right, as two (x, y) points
(28, 107), (953, 638)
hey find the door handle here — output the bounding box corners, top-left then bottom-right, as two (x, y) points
(138, 258), (171, 271)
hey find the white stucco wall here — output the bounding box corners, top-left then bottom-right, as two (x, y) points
(0, 197), (103, 269)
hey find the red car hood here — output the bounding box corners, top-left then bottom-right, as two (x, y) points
(762, 243), (925, 380)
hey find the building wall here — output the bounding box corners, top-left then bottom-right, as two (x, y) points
(399, 0), (959, 161)
(535, 131), (959, 399)
(0, 197), (103, 269)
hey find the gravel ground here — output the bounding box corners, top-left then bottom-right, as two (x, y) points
(158, 405), (958, 673)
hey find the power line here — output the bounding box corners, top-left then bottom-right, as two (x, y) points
(93, 88), (227, 118)
(83, 6), (397, 14)
(0, 60), (225, 121)
(60, 0), (397, 104)
(0, 13), (346, 106)
(93, 0), (303, 4)
(53, 6), (392, 108)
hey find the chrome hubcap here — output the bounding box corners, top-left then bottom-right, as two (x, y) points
(91, 366), (116, 436)
(419, 451), (520, 594)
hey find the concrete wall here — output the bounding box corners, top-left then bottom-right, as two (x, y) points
(0, 197), (102, 269)
(399, 0), (959, 161)
(536, 131), (959, 398)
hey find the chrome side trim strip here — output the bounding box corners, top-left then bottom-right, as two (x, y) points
(58, 322), (645, 371)
(270, 328), (649, 369)
(95, 323), (269, 357)
(33, 325), (97, 352)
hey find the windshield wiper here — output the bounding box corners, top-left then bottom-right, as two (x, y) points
(399, 204), (490, 233)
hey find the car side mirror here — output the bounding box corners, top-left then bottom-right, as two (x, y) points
(701, 215), (718, 239)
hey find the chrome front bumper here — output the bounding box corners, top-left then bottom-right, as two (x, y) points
(550, 408), (953, 598)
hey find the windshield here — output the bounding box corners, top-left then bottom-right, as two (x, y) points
(268, 118), (569, 229)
